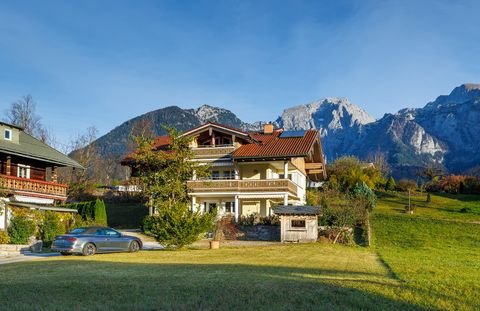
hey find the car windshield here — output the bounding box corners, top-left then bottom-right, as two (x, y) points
(69, 228), (87, 234)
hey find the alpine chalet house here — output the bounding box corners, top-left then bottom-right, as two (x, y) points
(125, 122), (326, 221)
(0, 121), (82, 230)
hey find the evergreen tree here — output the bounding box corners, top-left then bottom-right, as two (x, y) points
(385, 176), (396, 191)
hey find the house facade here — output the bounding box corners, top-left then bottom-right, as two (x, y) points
(0, 121), (82, 230)
(127, 122), (326, 221)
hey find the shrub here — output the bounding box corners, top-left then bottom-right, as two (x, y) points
(142, 203), (215, 248)
(438, 175), (466, 194)
(40, 211), (66, 247)
(0, 230), (10, 244)
(237, 214), (280, 226)
(93, 199), (108, 225)
(327, 156), (384, 191)
(8, 215), (36, 244)
(351, 181), (376, 212)
(66, 200), (108, 225)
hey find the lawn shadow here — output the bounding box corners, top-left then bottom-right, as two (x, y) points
(0, 260), (427, 311)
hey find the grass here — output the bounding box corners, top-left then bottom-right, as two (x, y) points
(376, 191), (480, 222)
(372, 192), (480, 310)
(0, 192), (478, 310)
(0, 244), (423, 310)
(105, 202), (148, 229)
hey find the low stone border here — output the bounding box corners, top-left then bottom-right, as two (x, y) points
(0, 241), (43, 256)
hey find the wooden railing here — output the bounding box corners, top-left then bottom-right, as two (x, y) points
(187, 179), (298, 196)
(192, 146), (236, 157)
(0, 174), (68, 199)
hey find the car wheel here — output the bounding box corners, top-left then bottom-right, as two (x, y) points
(82, 243), (96, 256)
(129, 240), (140, 253)
(60, 252), (72, 256)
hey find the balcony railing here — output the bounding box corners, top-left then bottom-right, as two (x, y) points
(192, 145), (236, 157)
(187, 179), (298, 196)
(0, 174), (68, 199)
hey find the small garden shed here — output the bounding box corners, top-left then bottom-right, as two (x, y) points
(273, 205), (321, 243)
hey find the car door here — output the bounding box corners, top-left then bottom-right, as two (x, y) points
(104, 229), (130, 251)
(92, 229), (110, 252)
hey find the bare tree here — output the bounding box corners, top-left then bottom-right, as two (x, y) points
(58, 127), (101, 196)
(5, 95), (53, 145)
(367, 151), (391, 176)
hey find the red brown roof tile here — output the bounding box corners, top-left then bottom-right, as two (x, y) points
(233, 129), (319, 159)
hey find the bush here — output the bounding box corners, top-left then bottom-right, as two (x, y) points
(8, 215), (36, 244)
(142, 203), (215, 248)
(438, 175), (466, 194)
(351, 181), (376, 212)
(65, 200), (108, 225)
(238, 214), (280, 226)
(327, 156), (384, 191)
(93, 199), (108, 225)
(0, 230), (10, 244)
(40, 211), (66, 247)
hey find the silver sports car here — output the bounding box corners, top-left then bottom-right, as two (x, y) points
(51, 226), (143, 256)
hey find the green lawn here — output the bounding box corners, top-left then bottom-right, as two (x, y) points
(372, 192), (480, 310)
(0, 193), (478, 310)
(1, 244), (423, 310)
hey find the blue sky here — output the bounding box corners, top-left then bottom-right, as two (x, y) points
(0, 0), (479, 147)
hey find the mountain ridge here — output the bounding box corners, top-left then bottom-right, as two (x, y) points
(82, 83), (480, 179)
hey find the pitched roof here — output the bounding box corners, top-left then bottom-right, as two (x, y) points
(180, 122), (251, 139)
(0, 131), (83, 169)
(153, 136), (172, 150)
(233, 129), (319, 159)
(273, 205), (321, 215)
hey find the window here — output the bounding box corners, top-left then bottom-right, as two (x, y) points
(291, 219), (306, 228)
(204, 202), (217, 213)
(225, 202), (235, 213)
(17, 164), (30, 179)
(223, 170), (234, 179)
(4, 129), (11, 140)
(211, 171), (220, 179)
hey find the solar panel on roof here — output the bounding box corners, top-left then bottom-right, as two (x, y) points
(279, 130), (306, 138)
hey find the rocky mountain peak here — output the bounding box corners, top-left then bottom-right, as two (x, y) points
(425, 83), (480, 110)
(276, 97), (375, 131)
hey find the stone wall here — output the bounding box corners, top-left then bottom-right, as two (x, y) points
(237, 225), (280, 241)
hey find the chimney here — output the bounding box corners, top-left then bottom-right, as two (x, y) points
(263, 123), (274, 134)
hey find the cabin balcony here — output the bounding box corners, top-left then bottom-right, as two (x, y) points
(187, 178), (298, 197)
(0, 174), (68, 201)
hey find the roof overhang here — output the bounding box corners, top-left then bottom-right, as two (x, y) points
(180, 123), (253, 141)
(7, 202), (78, 213)
(273, 205), (321, 216)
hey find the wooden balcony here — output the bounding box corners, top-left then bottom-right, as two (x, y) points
(0, 174), (68, 200)
(187, 179), (298, 197)
(192, 145), (236, 158)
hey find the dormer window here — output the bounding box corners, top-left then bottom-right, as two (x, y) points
(4, 129), (12, 140)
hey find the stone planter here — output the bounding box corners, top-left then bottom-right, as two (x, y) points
(209, 240), (220, 249)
